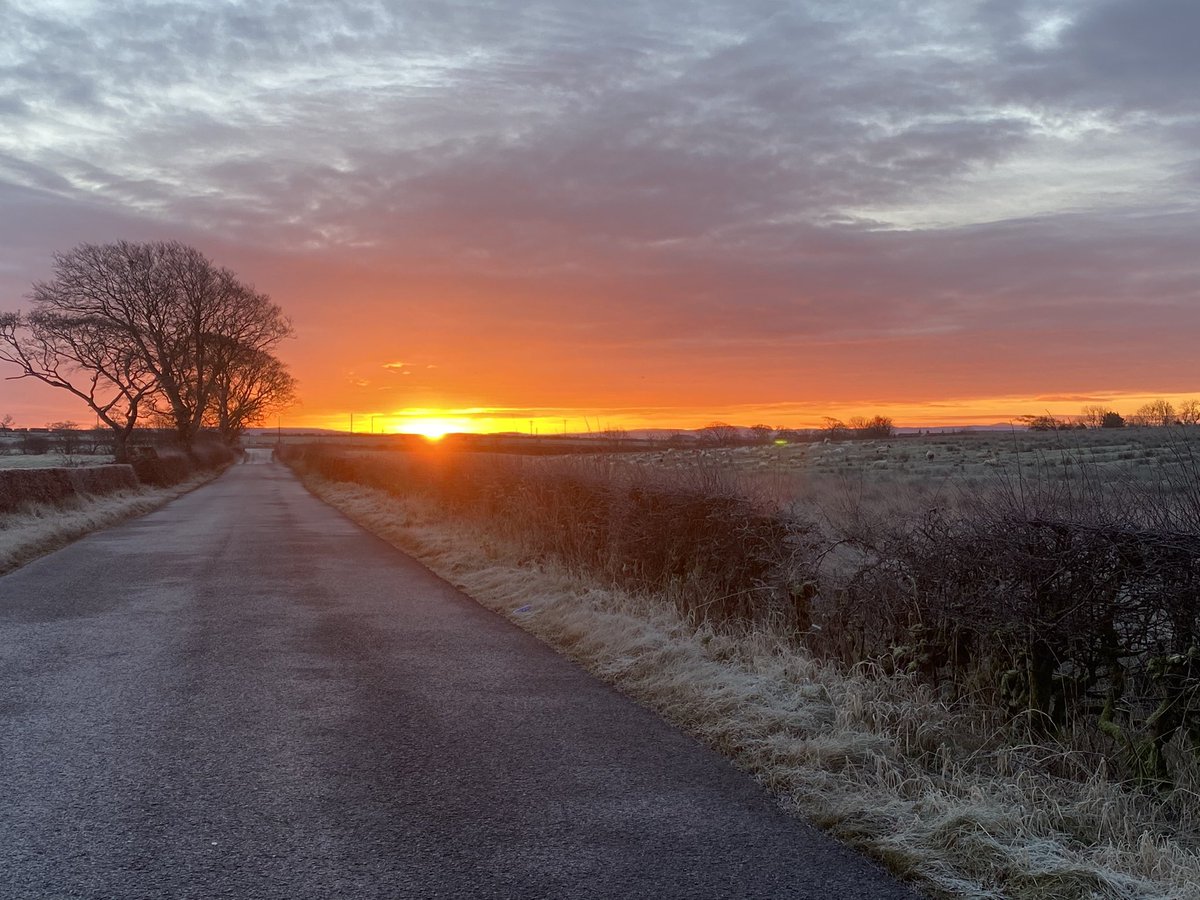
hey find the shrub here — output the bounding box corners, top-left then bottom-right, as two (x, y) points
(0, 464), (138, 512)
(0, 468), (76, 512)
(129, 448), (194, 487)
(127, 437), (235, 486)
(68, 465), (138, 496)
(283, 441), (1200, 787)
(189, 440), (237, 470)
(284, 446), (812, 622)
(807, 455), (1200, 785)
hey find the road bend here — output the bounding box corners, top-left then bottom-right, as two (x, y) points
(0, 456), (916, 899)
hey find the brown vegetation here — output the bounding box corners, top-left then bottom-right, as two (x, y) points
(284, 446), (801, 619)
(0, 465), (137, 513)
(288, 440), (1200, 899)
(284, 440), (1200, 790)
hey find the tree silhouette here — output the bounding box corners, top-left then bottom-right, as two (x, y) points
(3, 241), (294, 454)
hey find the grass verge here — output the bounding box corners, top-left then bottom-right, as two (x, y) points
(299, 472), (1200, 900)
(0, 469), (225, 575)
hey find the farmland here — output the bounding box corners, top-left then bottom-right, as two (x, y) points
(283, 426), (1200, 899)
(623, 427), (1198, 505)
(0, 452), (116, 469)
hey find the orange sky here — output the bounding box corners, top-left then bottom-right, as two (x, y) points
(1, 1), (1198, 434)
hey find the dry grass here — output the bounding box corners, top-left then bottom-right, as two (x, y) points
(300, 473), (1200, 900)
(0, 470), (221, 574)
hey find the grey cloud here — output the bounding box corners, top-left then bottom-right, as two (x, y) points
(0, 178), (209, 305)
(1, 0), (1056, 244)
(1065, 0), (1200, 92)
(0, 94), (30, 116)
(997, 0), (1200, 116)
(0, 0), (1195, 364)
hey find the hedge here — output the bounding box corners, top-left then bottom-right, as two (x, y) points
(0, 465), (139, 513)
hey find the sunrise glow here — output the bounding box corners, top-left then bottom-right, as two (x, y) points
(389, 418), (463, 440)
(314, 390), (1200, 437)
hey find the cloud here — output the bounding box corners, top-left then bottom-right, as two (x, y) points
(0, 0), (1196, 423)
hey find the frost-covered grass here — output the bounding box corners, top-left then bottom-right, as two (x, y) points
(619, 427), (1199, 505)
(300, 473), (1200, 900)
(0, 471), (217, 574)
(0, 453), (115, 469)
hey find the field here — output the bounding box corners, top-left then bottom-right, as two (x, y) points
(624, 427), (1196, 508)
(0, 452), (116, 469)
(0, 429), (115, 468)
(284, 426), (1200, 899)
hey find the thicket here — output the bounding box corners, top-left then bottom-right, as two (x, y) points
(820, 475), (1200, 788)
(0, 465), (138, 513)
(284, 446), (804, 619)
(284, 441), (1200, 792)
(128, 440), (236, 486)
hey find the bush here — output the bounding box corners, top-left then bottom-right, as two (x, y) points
(189, 440), (237, 470)
(0, 468), (76, 512)
(19, 434), (50, 455)
(281, 441), (1200, 787)
(0, 464), (138, 512)
(68, 465), (138, 496)
(129, 448), (194, 487)
(284, 446), (810, 622)
(807, 457), (1200, 785)
(127, 438), (236, 486)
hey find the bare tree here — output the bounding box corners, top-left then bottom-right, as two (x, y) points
(1177, 399), (1200, 426)
(1131, 399), (1175, 427)
(205, 339), (297, 445)
(749, 423), (774, 444)
(48, 421), (81, 455)
(1080, 404), (1113, 428)
(1018, 414), (1064, 431)
(849, 414), (895, 438)
(699, 422), (740, 445)
(821, 417), (851, 440)
(22, 241), (293, 452)
(0, 311), (155, 462)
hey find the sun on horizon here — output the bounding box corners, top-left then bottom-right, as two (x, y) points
(385, 416), (476, 440)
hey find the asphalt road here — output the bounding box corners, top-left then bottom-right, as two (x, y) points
(0, 456), (917, 899)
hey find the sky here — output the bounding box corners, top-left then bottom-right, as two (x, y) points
(1, 0), (1197, 433)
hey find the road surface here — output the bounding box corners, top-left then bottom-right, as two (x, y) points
(0, 457), (917, 899)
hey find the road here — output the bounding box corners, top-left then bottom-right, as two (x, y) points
(0, 457), (917, 899)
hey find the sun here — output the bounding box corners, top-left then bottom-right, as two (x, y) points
(392, 418), (463, 440)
